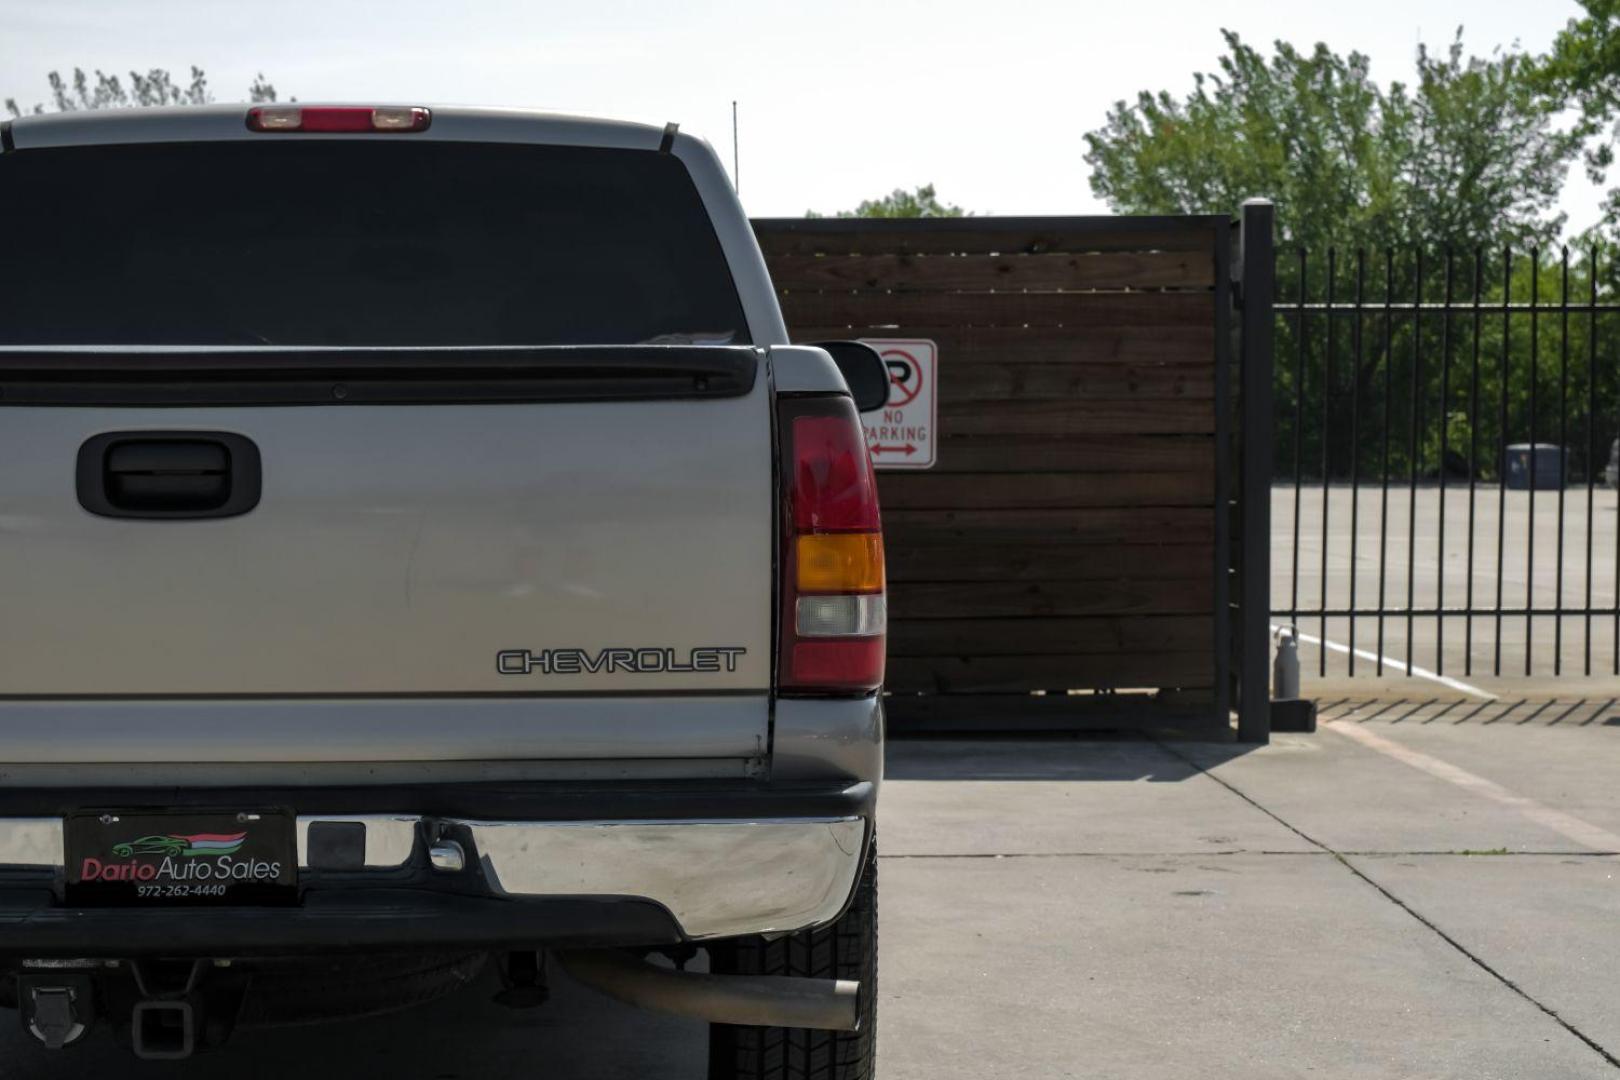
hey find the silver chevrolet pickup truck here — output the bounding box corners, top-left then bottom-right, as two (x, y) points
(0, 104), (886, 1077)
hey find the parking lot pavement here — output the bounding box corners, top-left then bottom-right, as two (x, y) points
(1316, 698), (1620, 840)
(882, 854), (1608, 1080)
(2, 710), (1616, 1077)
(1176, 700), (1620, 854)
(1345, 853), (1620, 1059)
(880, 735), (1315, 856)
(882, 717), (1620, 1080)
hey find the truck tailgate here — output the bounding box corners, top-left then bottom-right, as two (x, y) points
(0, 382), (772, 699)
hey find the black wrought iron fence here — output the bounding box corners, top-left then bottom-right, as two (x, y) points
(1273, 245), (1620, 679)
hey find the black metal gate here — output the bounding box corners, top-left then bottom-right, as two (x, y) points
(1273, 245), (1620, 680)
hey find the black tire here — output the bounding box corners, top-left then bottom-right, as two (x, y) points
(706, 839), (877, 1080)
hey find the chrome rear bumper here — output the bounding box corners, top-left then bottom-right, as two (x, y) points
(461, 818), (866, 938)
(0, 813), (868, 942)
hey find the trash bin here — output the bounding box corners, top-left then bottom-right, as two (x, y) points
(1504, 443), (1565, 490)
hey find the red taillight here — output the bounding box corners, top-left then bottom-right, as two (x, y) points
(246, 106), (432, 133)
(791, 414), (882, 532)
(779, 396), (886, 695)
(788, 638), (886, 690)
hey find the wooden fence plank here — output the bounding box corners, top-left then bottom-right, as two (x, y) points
(886, 652), (1214, 692)
(779, 289), (1213, 329)
(765, 251), (1215, 292)
(884, 542), (1212, 582)
(890, 578), (1213, 618)
(888, 616), (1212, 655)
(923, 435), (1214, 474)
(751, 217), (1224, 257)
(938, 398), (1214, 436)
(938, 361), (1213, 402)
(877, 471), (1211, 510)
(883, 508), (1214, 546)
(790, 324), (1212, 366)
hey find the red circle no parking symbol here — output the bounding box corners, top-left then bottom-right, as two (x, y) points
(882, 347), (923, 408)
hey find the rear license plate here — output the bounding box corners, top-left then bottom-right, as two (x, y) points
(65, 810), (296, 906)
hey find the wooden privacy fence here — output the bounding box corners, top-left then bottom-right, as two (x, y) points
(753, 213), (1275, 737)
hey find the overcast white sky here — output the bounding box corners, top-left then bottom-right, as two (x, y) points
(1, 0), (1604, 230)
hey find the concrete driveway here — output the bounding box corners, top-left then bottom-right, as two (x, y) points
(3, 699), (1616, 1078)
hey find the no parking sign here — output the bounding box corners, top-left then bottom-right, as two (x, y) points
(858, 338), (937, 470)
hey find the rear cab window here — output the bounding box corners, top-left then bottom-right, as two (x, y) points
(0, 141), (750, 347)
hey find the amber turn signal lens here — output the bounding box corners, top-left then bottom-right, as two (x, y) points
(796, 533), (885, 594)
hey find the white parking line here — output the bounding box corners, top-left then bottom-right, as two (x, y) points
(1271, 624), (1497, 700)
(1326, 720), (1620, 852)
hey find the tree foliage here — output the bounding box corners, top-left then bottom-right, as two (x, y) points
(1083, 30), (1581, 251)
(806, 183), (966, 219)
(1534, 0), (1620, 231)
(5, 67), (280, 118)
(1277, 246), (1620, 483)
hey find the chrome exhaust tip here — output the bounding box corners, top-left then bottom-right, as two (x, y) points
(555, 949), (859, 1031)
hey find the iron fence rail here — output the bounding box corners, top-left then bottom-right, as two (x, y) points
(1273, 245), (1620, 679)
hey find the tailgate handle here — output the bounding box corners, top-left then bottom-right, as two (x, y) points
(77, 432), (262, 520)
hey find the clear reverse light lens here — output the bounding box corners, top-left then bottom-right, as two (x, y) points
(250, 106), (302, 130)
(796, 594), (886, 637)
(371, 106), (428, 130)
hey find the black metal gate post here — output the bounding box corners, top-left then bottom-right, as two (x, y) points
(1237, 199), (1275, 742)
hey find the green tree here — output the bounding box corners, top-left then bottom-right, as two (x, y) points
(1083, 30), (1579, 253)
(1534, 0), (1620, 232)
(5, 67), (280, 117)
(806, 183), (967, 219)
(1278, 245), (1620, 485)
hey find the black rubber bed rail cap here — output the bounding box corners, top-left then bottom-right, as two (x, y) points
(0, 345), (760, 406)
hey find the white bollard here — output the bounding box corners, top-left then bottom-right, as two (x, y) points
(1273, 627), (1301, 701)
